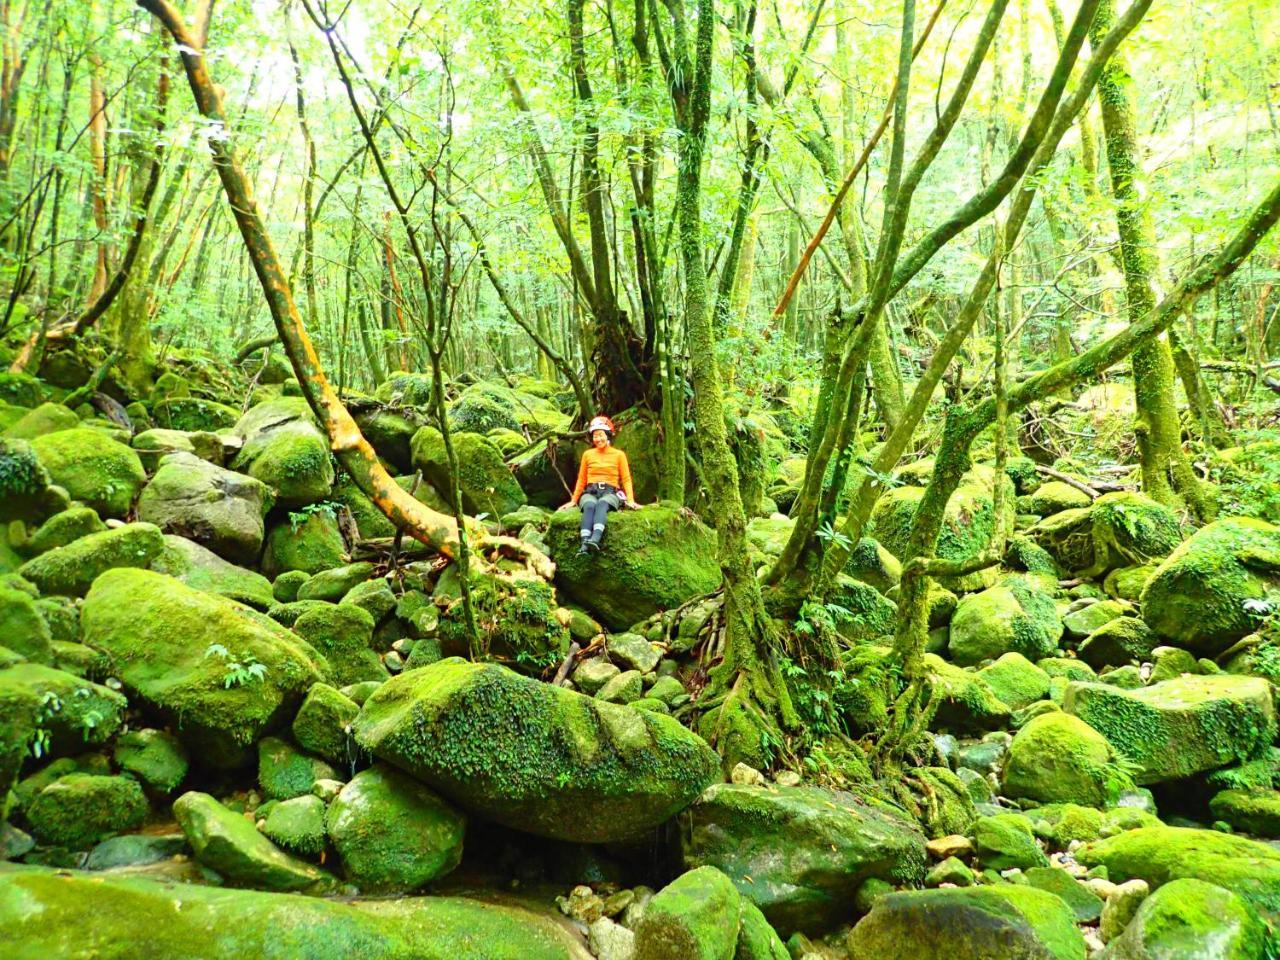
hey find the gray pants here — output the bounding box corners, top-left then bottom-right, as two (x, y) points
(580, 490), (620, 544)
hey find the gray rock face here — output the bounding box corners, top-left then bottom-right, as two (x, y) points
(138, 452), (272, 565)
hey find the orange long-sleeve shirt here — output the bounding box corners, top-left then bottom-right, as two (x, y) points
(572, 445), (635, 503)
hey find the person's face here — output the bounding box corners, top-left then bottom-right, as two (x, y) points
(592, 429), (609, 448)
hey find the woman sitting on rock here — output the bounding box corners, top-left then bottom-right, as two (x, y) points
(560, 415), (640, 554)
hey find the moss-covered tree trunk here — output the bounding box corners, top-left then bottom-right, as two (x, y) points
(1090, 0), (1213, 519)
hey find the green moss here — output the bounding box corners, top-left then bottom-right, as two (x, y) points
(1088, 491), (1183, 574)
(81, 569), (328, 768)
(18, 522), (164, 597)
(261, 794), (328, 857)
(1141, 518), (1280, 656)
(173, 790), (331, 891)
(447, 391), (521, 435)
(273, 569), (310, 603)
(1021, 480), (1092, 516)
(262, 511), (347, 578)
(948, 576), (1063, 666)
(1209, 789), (1280, 838)
(972, 813), (1050, 870)
(30, 429), (146, 519)
(436, 573), (568, 670)
(292, 603), (386, 686)
(232, 399), (334, 508)
(846, 884), (1085, 960)
(1029, 506), (1096, 573)
(1078, 826), (1280, 918)
(297, 562), (376, 603)
(151, 535), (275, 609)
(292, 682), (360, 766)
(258, 737), (338, 801)
(0, 863), (590, 958)
(1003, 713), (1124, 807)
(26, 774), (148, 848)
(1104, 877), (1269, 960)
(0, 438), (53, 524)
(151, 397), (239, 432)
(411, 426), (526, 519)
(680, 782), (927, 936)
(353, 658), (719, 843)
(3, 402), (79, 441)
(547, 503), (721, 631)
(113, 729), (189, 794)
(977, 653), (1051, 711)
(327, 764), (465, 892)
(1064, 675), (1275, 785)
(1029, 803), (1107, 849)
(635, 866), (740, 960)
(374, 371), (434, 406)
(28, 506), (106, 555)
(923, 654), (1013, 734)
(0, 586), (52, 663)
(0, 371), (45, 407)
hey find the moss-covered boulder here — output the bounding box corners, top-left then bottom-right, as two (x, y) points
(948, 576), (1064, 666)
(828, 575), (898, 643)
(1208, 788), (1280, 838)
(447, 390), (521, 435)
(846, 884), (1086, 960)
(27, 506), (106, 555)
(26, 773), (148, 849)
(1021, 480), (1092, 516)
(261, 794), (327, 857)
(131, 426), (228, 471)
(1077, 616), (1155, 670)
(81, 569), (328, 768)
(1099, 877), (1268, 960)
(173, 791), (330, 891)
(352, 408), (421, 473)
(411, 426), (526, 519)
(870, 480), (1014, 593)
(292, 602), (387, 686)
(0, 583), (52, 663)
(258, 736), (338, 800)
(292, 682), (360, 766)
(1140, 518), (1280, 657)
(137, 453), (272, 565)
(152, 397), (240, 433)
(0, 864), (592, 959)
(1002, 713), (1124, 808)
(113, 729), (189, 794)
(1078, 826), (1280, 918)
(436, 572), (569, 670)
(231, 398), (334, 508)
(296, 562), (375, 602)
(3, 401), (79, 440)
(18, 522), (164, 597)
(0, 438), (54, 523)
(150, 534), (274, 609)
(976, 652), (1051, 711)
(353, 658), (719, 843)
(28, 428), (145, 519)
(1064, 675), (1275, 785)
(262, 509), (347, 578)
(923, 654), (1013, 733)
(634, 866), (740, 960)
(547, 503), (721, 631)
(374, 371), (434, 406)
(327, 764), (466, 893)
(972, 813), (1050, 870)
(1087, 491), (1183, 576)
(679, 783), (927, 936)
(1030, 506), (1096, 574)
(0, 664), (125, 798)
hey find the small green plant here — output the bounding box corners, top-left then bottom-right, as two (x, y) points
(288, 501), (338, 533)
(204, 643), (268, 689)
(29, 691), (63, 759)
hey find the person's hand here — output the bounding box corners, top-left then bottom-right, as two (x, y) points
(626, 499), (643, 510)
(557, 501), (576, 512)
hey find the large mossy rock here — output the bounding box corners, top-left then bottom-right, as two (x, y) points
(173, 791), (330, 891)
(0, 583), (52, 663)
(1078, 826), (1280, 918)
(1063, 675), (1275, 785)
(137, 453), (272, 565)
(81, 569), (328, 768)
(327, 764), (466, 893)
(1002, 712), (1122, 807)
(0, 664), (126, 796)
(152, 397), (240, 433)
(0, 864), (592, 959)
(262, 509), (348, 578)
(231, 398), (334, 508)
(352, 658), (719, 843)
(30, 428), (146, 519)
(1099, 877), (1268, 960)
(1086, 492), (1183, 576)
(292, 602), (387, 686)
(679, 783), (927, 936)
(18, 522), (165, 597)
(0, 438), (53, 523)
(26, 773), (148, 849)
(948, 575), (1064, 666)
(1140, 518), (1280, 656)
(3, 401), (79, 440)
(634, 866), (740, 960)
(150, 534), (274, 609)
(870, 480), (1014, 592)
(410, 426), (526, 519)
(846, 884), (1086, 960)
(547, 504), (720, 631)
